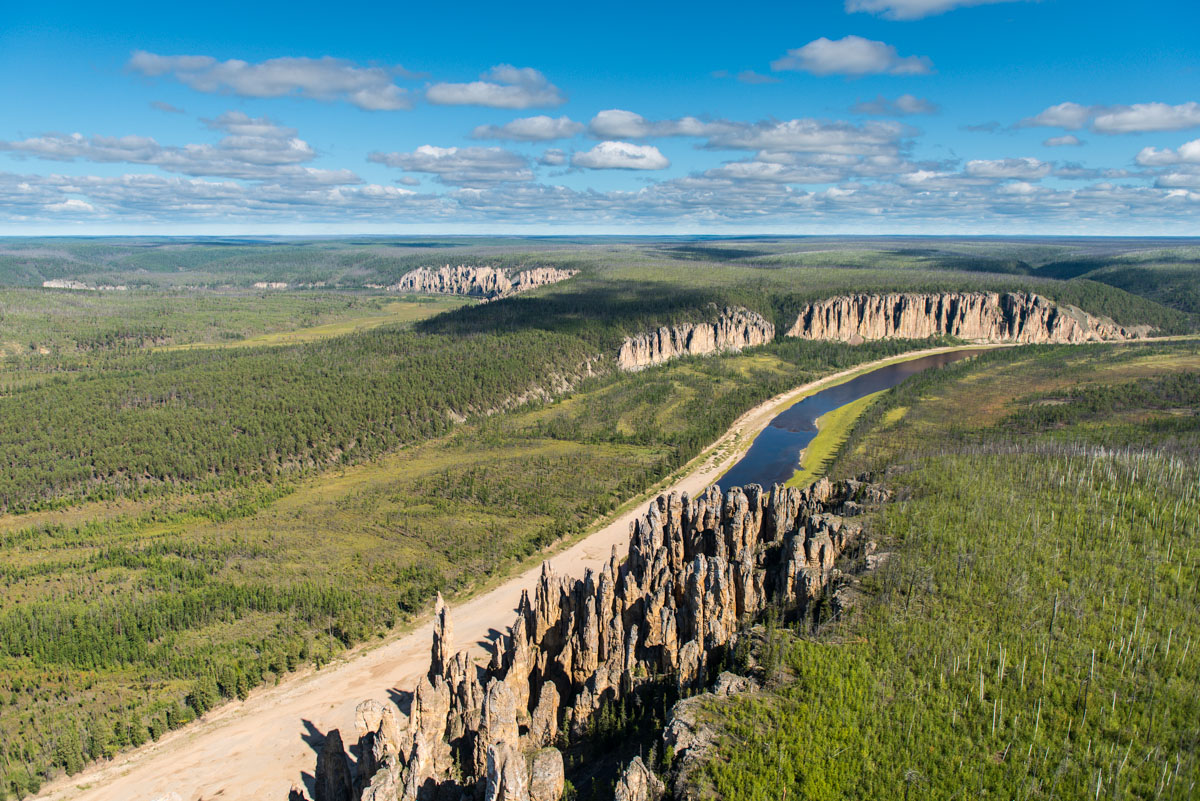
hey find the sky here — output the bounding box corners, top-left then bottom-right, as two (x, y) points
(1, 0), (1199, 235)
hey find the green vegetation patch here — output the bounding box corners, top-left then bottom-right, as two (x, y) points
(693, 342), (1200, 800)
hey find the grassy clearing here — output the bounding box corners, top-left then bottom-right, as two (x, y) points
(786, 390), (885, 488)
(694, 341), (1200, 800)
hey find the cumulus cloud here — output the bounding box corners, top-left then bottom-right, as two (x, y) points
(572, 141), (670, 170)
(128, 51), (414, 111)
(771, 36), (933, 77)
(426, 65), (565, 109)
(0, 112), (357, 184)
(1136, 139), (1200, 166)
(1043, 135), (1083, 147)
(471, 115), (582, 142)
(704, 119), (908, 155)
(1022, 101), (1200, 134)
(586, 111), (908, 156)
(846, 0), (1023, 20)
(588, 110), (714, 139)
(368, 145), (532, 186)
(1092, 103), (1200, 134)
(852, 94), (939, 116)
(538, 149), (567, 166)
(964, 157), (1051, 180)
(1020, 102), (1093, 129)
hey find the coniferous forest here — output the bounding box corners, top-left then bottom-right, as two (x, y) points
(0, 237), (1197, 799)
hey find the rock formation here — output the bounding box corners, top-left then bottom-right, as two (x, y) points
(614, 757), (664, 801)
(315, 476), (886, 800)
(389, 265), (576, 301)
(786, 292), (1148, 344)
(617, 306), (775, 371)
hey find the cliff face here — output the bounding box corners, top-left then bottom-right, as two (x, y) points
(314, 477), (886, 801)
(390, 265), (576, 300)
(617, 306), (775, 371)
(787, 292), (1148, 344)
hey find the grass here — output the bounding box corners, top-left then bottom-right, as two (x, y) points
(786, 390), (885, 488)
(156, 296), (468, 350)
(690, 341), (1200, 800)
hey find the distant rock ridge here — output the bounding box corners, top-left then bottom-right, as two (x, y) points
(787, 291), (1149, 344)
(311, 476), (887, 801)
(389, 265), (576, 301)
(617, 306), (775, 371)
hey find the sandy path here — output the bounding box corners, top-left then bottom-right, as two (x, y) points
(34, 345), (976, 801)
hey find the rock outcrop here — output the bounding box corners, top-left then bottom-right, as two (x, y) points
(787, 292), (1148, 344)
(614, 757), (664, 801)
(617, 306), (775, 371)
(390, 265), (576, 301)
(316, 476), (887, 800)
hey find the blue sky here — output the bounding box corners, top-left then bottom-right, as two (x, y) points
(2, 0), (1198, 234)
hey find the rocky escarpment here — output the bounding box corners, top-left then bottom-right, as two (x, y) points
(309, 476), (885, 801)
(617, 306), (775, 371)
(787, 292), (1149, 344)
(389, 265), (576, 301)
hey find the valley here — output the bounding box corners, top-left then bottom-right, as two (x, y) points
(0, 236), (1196, 801)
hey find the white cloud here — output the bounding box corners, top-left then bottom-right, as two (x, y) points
(586, 111), (908, 156)
(852, 94), (939, 116)
(128, 51), (414, 111)
(846, 0), (1023, 20)
(771, 36), (933, 77)
(45, 198), (97, 213)
(368, 145), (532, 186)
(1021, 102), (1093, 129)
(964, 157), (1051, 180)
(1155, 169), (1200, 189)
(1136, 139), (1200, 166)
(0, 112), (356, 184)
(471, 115), (582, 141)
(538, 149), (567, 166)
(1022, 101), (1200, 134)
(426, 65), (565, 109)
(5, 167), (1199, 230)
(704, 119), (908, 155)
(1092, 102), (1200, 134)
(588, 110), (713, 139)
(1043, 135), (1083, 147)
(572, 142), (670, 170)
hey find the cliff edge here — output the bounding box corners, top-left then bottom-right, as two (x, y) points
(617, 306), (775, 371)
(787, 291), (1150, 344)
(390, 265), (576, 301)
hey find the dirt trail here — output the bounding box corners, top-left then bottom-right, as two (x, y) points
(34, 345), (979, 801)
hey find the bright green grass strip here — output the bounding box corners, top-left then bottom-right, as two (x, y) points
(787, 390), (885, 488)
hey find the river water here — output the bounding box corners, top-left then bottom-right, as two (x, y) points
(718, 349), (983, 489)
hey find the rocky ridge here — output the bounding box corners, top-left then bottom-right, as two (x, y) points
(617, 306), (775, 371)
(310, 476), (887, 800)
(389, 266), (577, 301)
(787, 291), (1149, 344)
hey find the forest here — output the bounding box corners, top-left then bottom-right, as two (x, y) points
(692, 341), (1200, 799)
(0, 237), (1197, 798)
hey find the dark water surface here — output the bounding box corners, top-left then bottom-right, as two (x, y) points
(719, 349), (984, 489)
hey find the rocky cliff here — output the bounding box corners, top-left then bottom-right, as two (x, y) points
(786, 292), (1148, 344)
(617, 306), (775, 371)
(390, 265), (576, 301)
(310, 476), (887, 801)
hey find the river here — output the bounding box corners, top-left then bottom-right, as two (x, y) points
(719, 349), (984, 488)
